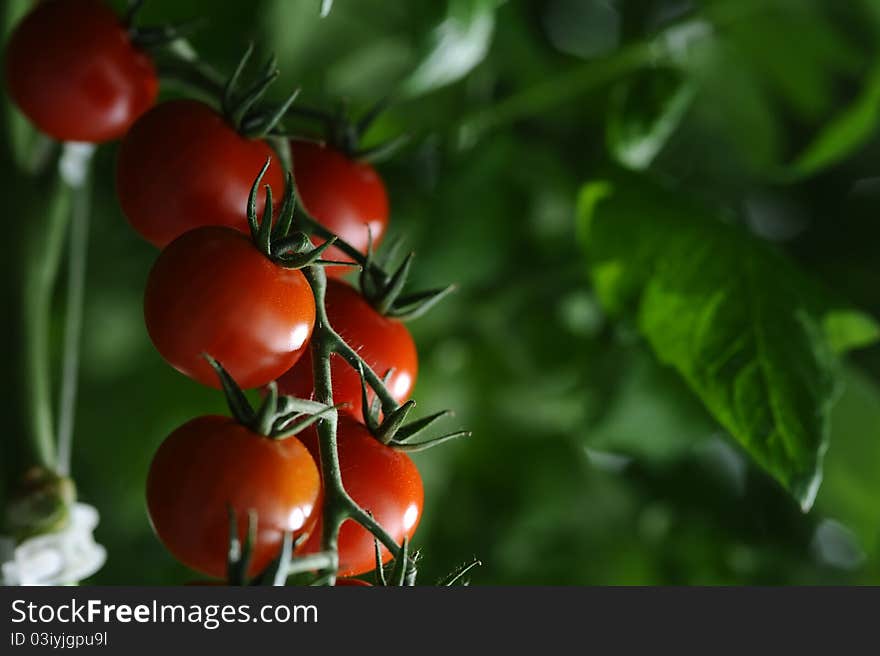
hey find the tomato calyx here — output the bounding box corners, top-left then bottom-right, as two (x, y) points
(358, 238), (456, 320)
(370, 534), (419, 586)
(224, 508), (294, 586)
(295, 214), (455, 319)
(246, 159), (342, 269)
(354, 361), (471, 451)
(224, 508), (338, 586)
(206, 356), (342, 441)
(284, 97), (410, 163)
(437, 558), (482, 586)
(221, 43), (301, 139)
(151, 40), (300, 139)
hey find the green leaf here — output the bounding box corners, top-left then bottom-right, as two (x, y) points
(679, 0), (880, 179)
(606, 67), (696, 171)
(783, 61), (880, 180)
(400, 0), (501, 98)
(822, 309), (880, 355)
(577, 175), (879, 509)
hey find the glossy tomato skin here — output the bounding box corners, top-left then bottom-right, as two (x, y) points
(117, 99), (285, 247)
(277, 279), (417, 422)
(147, 415), (320, 578)
(144, 226), (315, 389)
(299, 416), (423, 577)
(291, 140), (388, 276)
(5, 0), (157, 143)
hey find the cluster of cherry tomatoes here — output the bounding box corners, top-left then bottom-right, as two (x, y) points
(6, 0), (427, 583)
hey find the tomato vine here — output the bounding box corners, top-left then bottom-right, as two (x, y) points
(2, 0), (471, 586)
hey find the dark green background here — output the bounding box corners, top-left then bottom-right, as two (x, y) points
(3, 0), (880, 584)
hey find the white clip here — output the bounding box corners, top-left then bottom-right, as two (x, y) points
(1, 503), (106, 586)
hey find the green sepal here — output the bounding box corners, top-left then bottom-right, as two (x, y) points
(385, 284), (456, 321)
(373, 253), (414, 315)
(357, 361), (380, 433)
(205, 355), (255, 425)
(314, 259), (361, 269)
(373, 534), (388, 586)
(404, 555), (419, 586)
(274, 395), (331, 418)
(271, 403), (345, 440)
(226, 506), (257, 586)
(223, 43), (255, 120)
(245, 162), (336, 269)
(437, 558), (482, 586)
(257, 184), (274, 255)
(247, 158), (272, 243)
(374, 400), (416, 444)
(388, 537), (409, 587)
(391, 409), (452, 443)
(250, 530), (293, 586)
(254, 381), (279, 436)
(271, 172), (296, 241)
(275, 237), (338, 269)
(272, 232), (312, 258)
(220, 44), (294, 136)
(389, 430), (471, 453)
(205, 355), (338, 439)
(241, 88), (301, 139)
(229, 55), (279, 131)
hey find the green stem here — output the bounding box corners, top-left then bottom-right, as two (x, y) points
(285, 551), (336, 576)
(299, 215), (369, 266)
(155, 38), (226, 102)
(22, 180), (71, 470)
(56, 144), (95, 476)
(328, 328), (399, 415)
(306, 265), (344, 584)
(304, 265), (405, 584)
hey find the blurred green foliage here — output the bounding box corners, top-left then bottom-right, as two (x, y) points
(3, 0), (880, 585)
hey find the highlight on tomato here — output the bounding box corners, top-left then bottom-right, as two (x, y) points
(298, 415), (424, 577)
(5, 0), (158, 143)
(146, 414), (320, 579)
(144, 225), (315, 389)
(277, 278), (417, 421)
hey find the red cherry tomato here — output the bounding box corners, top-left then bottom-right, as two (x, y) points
(147, 415), (320, 578)
(5, 0), (157, 143)
(291, 140), (388, 276)
(117, 99), (285, 247)
(144, 226), (315, 389)
(299, 416), (423, 577)
(276, 279), (417, 421)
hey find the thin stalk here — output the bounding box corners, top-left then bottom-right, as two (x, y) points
(155, 38), (226, 101)
(329, 330), (399, 414)
(21, 180), (70, 469)
(284, 551), (336, 576)
(299, 215), (369, 266)
(304, 265), (405, 583)
(56, 144), (95, 476)
(306, 264), (345, 584)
